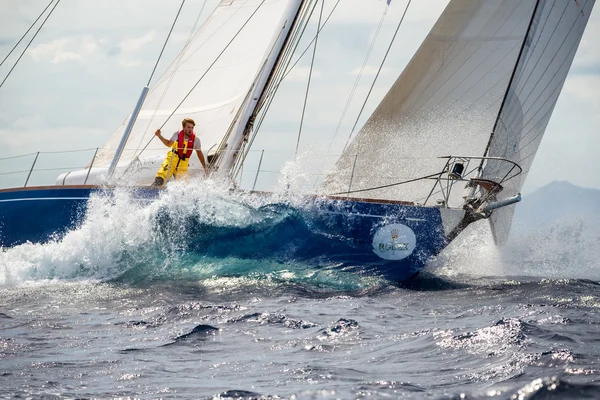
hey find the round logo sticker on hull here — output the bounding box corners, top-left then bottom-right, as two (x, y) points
(372, 223), (417, 260)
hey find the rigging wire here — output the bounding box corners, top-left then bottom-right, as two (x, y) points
(255, 0), (319, 115)
(309, 4), (388, 190)
(0, 152), (38, 161)
(253, 0), (322, 128)
(146, 0), (186, 87)
(216, 0), (315, 178)
(343, 0), (412, 151)
(0, 0), (61, 89)
(446, 1), (578, 180)
(199, 0), (306, 174)
(255, 0), (319, 113)
(234, 0), (343, 180)
(0, 147), (103, 162)
(517, 30), (583, 161)
(112, 0), (188, 181)
(517, 0), (585, 129)
(259, 0), (341, 107)
(511, 0), (566, 108)
(0, 0), (54, 68)
(331, 8), (387, 144)
(294, 0), (325, 159)
(137, 0), (269, 156)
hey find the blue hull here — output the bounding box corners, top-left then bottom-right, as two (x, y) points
(0, 186), (95, 247)
(0, 186), (449, 282)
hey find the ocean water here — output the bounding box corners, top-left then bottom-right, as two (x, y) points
(1, 182), (600, 399)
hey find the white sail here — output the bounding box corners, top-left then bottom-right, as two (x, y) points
(320, 0), (539, 203)
(211, 0), (304, 176)
(61, 0), (301, 185)
(484, 0), (595, 244)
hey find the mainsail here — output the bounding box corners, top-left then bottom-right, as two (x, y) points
(64, 0), (303, 184)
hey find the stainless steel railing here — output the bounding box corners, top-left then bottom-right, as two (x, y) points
(0, 148), (101, 189)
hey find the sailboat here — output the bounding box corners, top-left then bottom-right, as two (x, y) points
(0, 0), (595, 282)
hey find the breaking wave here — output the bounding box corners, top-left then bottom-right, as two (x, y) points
(0, 180), (381, 289)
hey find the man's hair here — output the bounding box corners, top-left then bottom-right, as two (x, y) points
(182, 118), (195, 128)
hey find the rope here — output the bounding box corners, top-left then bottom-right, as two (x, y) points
(0, 0), (54, 68)
(0, 152), (38, 161)
(294, 0), (324, 159)
(329, 171), (441, 196)
(0, 148), (102, 161)
(0, 0), (61, 89)
(344, 0), (412, 151)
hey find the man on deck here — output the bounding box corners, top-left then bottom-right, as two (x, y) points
(152, 118), (208, 186)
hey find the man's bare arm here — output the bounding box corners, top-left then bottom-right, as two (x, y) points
(196, 149), (208, 174)
(155, 129), (174, 147)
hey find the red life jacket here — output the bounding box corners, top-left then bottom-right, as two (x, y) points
(176, 130), (196, 160)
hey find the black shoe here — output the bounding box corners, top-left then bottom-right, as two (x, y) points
(152, 177), (164, 187)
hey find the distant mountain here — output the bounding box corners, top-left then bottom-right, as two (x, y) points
(512, 181), (600, 233)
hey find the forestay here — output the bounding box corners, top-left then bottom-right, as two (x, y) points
(94, 0), (300, 179)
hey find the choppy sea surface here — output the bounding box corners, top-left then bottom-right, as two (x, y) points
(1, 182), (599, 399)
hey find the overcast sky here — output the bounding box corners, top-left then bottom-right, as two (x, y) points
(0, 0), (598, 193)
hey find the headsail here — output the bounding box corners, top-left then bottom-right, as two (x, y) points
(483, 0), (595, 244)
(320, 0), (594, 245)
(320, 0), (540, 203)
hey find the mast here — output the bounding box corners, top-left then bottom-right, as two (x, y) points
(213, 0), (307, 177)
